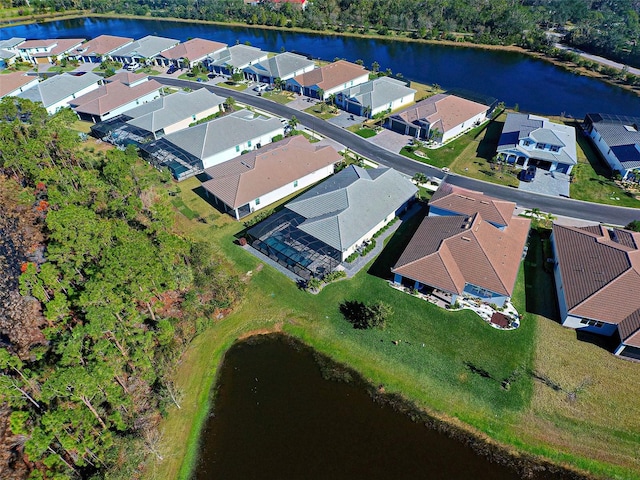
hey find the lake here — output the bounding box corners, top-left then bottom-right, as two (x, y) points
(194, 335), (578, 480)
(1, 17), (640, 117)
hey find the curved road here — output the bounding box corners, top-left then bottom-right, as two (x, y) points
(157, 77), (640, 225)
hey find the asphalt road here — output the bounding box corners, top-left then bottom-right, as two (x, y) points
(156, 77), (640, 226)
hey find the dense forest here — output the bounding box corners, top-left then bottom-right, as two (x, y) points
(0, 98), (244, 479)
(9, 0), (640, 67)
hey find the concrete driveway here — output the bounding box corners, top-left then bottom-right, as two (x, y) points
(327, 111), (366, 128)
(366, 129), (413, 154)
(518, 169), (571, 197)
(288, 95), (319, 111)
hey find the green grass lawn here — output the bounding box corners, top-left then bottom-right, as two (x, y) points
(1, 63), (33, 74)
(178, 72), (209, 82)
(135, 67), (161, 76)
(354, 127), (377, 138)
(217, 81), (248, 91)
(262, 90), (295, 104)
(48, 64), (78, 73)
(304, 104), (339, 120)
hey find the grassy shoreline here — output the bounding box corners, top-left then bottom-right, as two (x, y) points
(1, 12), (638, 98)
(142, 179), (640, 480)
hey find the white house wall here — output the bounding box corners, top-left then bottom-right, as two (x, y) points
(47, 81), (101, 115)
(323, 73), (370, 100)
(589, 128), (627, 176)
(200, 126), (284, 169)
(163, 104), (222, 136)
(441, 111), (487, 144)
(98, 89), (161, 122)
(4, 78), (39, 99)
(341, 209), (398, 261)
(245, 163), (335, 216)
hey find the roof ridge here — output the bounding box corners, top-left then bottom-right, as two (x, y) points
(469, 215), (511, 294)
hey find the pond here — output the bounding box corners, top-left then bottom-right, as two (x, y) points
(194, 335), (579, 480)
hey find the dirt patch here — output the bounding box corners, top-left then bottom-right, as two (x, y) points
(237, 321), (284, 340)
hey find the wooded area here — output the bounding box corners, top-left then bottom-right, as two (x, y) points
(0, 98), (244, 479)
(11, 0), (640, 67)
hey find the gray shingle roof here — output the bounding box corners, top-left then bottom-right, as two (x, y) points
(157, 110), (282, 161)
(0, 38), (25, 49)
(337, 77), (416, 112)
(587, 113), (640, 170)
(208, 44), (266, 69)
(125, 89), (225, 133)
(244, 52), (314, 79)
(17, 72), (102, 108)
(498, 113), (577, 165)
(285, 165), (417, 252)
(110, 35), (178, 59)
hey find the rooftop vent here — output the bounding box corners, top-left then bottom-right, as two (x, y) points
(624, 124), (638, 132)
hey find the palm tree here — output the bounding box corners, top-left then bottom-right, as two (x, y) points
(289, 115), (298, 131)
(224, 96), (236, 112)
(362, 105), (372, 118)
(274, 77), (284, 91)
(371, 61), (380, 73)
(412, 172), (428, 185)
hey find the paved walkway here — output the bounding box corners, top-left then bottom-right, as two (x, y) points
(555, 43), (640, 76)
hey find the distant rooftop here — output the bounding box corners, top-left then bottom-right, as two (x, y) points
(17, 72), (102, 108)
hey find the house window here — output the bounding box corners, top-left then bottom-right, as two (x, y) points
(248, 140), (252, 147)
(550, 145), (560, 152)
(523, 140), (531, 146)
(535, 143), (545, 149)
(255, 197), (261, 205)
(293, 180), (298, 187)
(236, 145), (240, 152)
(192, 114), (196, 121)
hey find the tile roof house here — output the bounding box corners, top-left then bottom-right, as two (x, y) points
(0, 37), (25, 66)
(140, 109), (284, 179)
(18, 38), (85, 65)
(392, 183), (530, 307)
(72, 35), (133, 63)
(286, 60), (370, 100)
(551, 223), (640, 360)
(156, 38), (227, 68)
(206, 44), (268, 76)
(387, 93), (489, 145)
(69, 77), (162, 122)
(201, 135), (340, 220)
(335, 77), (416, 118)
(244, 52), (315, 84)
(17, 72), (102, 114)
(0, 72), (39, 99)
(497, 113), (577, 175)
(583, 113), (640, 181)
(109, 35), (179, 65)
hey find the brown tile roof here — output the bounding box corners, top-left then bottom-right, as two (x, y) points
(393, 212), (530, 297)
(201, 135), (341, 209)
(429, 182), (515, 227)
(0, 72), (37, 98)
(19, 39), (58, 49)
(31, 38), (85, 57)
(393, 93), (488, 134)
(105, 71), (148, 86)
(160, 38), (226, 61)
(70, 79), (161, 116)
(76, 35), (133, 56)
(619, 310), (640, 346)
(292, 60), (368, 91)
(553, 224), (640, 327)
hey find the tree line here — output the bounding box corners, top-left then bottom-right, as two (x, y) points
(0, 98), (244, 479)
(12, 0), (640, 67)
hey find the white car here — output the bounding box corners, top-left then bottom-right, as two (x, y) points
(253, 83), (268, 92)
(125, 63), (140, 71)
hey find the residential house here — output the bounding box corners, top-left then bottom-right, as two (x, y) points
(140, 109), (284, 179)
(335, 76), (416, 118)
(244, 52), (315, 85)
(286, 60), (370, 100)
(271, 0), (308, 9)
(247, 165), (416, 279)
(17, 72), (102, 115)
(387, 93), (489, 144)
(0, 38), (25, 67)
(109, 35), (179, 65)
(206, 44), (268, 76)
(156, 38), (227, 68)
(90, 88), (226, 145)
(0, 72), (39, 99)
(583, 113), (640, 181)
(72, 35), (133, 63)
(392, 183), (530, 307)
(202, 135), (340, 220)
(551, 223), (640, 360)
(497, 112), (577, 174)
(18, 38), (85, 65)
(69, 75), (162, 122)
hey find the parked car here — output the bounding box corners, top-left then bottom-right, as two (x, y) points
(167, 64), (178, 74)
(253, 83), (267, 92)
(520, 165), (537, 182)
(125, 62), (140, 71)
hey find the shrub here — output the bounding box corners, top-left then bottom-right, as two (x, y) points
(243, 208), (274, 228)
(339, 300), (392, 329)
(324, 270), (346, 283)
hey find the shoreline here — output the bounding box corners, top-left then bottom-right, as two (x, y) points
(2, 12), (638, 98)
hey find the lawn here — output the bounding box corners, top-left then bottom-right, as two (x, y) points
(217, 81), (248, 91)
(135, 67), (161, 75)
(48, 64), (78, 73)
(303, 103), (339, 120)
(178, 72), (209, 82)
(262, 90), (296, 104)
(353, 127), (377, 138)
(1, 63), (33, 74)
(144, 176), (640, 480)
